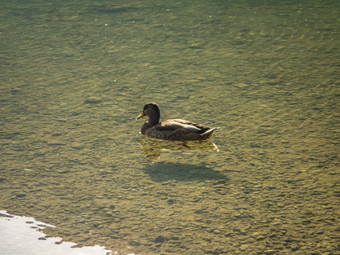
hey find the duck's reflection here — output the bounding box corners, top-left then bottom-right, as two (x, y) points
(137, 138), (219, 161)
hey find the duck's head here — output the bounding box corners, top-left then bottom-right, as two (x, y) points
(136, 102), (160, 123)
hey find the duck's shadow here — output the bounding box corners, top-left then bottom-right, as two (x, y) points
(138, 138), (227, 182)
(144, 162), (228, 183)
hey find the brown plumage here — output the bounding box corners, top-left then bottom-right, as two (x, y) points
(136, 102), (219, 141)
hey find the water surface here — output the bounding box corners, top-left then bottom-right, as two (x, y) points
(0, 0), (339, 254)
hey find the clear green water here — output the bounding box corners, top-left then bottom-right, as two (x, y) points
(0, 0), (339, 254)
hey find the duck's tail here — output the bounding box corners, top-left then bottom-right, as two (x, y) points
(201, 127), (219, 139)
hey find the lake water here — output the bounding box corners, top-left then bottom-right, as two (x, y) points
(0, 0), (339, 254)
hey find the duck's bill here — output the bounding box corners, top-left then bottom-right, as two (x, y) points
(136, 112), (145, 120)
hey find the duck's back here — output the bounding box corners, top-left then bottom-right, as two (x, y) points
(144, 119), (213, 141)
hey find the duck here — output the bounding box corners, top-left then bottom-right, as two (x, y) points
(136, 102), (219, 141)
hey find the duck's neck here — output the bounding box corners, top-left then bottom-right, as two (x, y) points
(147, 110), (160, 126)
(141, 111), (160, 135)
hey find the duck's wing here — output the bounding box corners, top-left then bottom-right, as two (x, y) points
(155, 119), (207, 133)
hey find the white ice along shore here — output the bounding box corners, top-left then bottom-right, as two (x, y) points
(0, 210), (112, 255)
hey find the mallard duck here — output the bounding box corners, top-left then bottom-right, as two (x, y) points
(136, 102), (219, 141)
